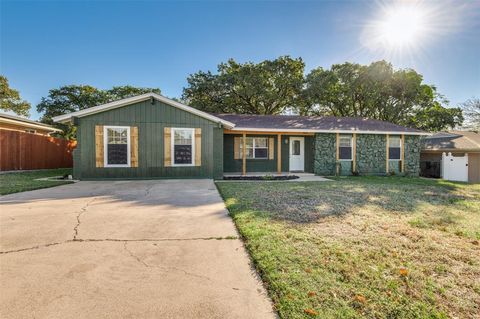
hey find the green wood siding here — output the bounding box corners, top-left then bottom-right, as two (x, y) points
(223, 134), (314, 173)
(75, 99), (223, 179)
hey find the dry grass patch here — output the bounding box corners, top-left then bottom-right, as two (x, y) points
(217, 177), (480, 319)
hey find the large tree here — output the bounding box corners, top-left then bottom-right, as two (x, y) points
(301, 61), (463, 131)
(461, 98), (480, 130)
(0, 75), (31, 116)
(37, 85), (161, 138)
(182, 56), (305, 114)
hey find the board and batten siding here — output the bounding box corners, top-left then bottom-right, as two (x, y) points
(75, 99), (223, 179)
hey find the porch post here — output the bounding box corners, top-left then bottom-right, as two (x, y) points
(277, 134), (282, 174)
(242, 132), (247, 175)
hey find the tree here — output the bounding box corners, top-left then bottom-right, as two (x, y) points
(0, 75), (31, 116)
(37, 85), (161, 138)
(301, 61), (463, 131)
(461, 98), (480, 130)
(182, 56), (305, 114)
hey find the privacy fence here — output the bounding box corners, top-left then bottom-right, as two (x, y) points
(0, 130), (76, 171)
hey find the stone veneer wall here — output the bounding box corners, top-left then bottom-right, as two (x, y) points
(356, 134), (387, 175)
(313, 133), (336, 175)
(313, 133), (421, 176)
(403, 135), (422, 176)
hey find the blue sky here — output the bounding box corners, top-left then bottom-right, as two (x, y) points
(1, 0), (479, 120)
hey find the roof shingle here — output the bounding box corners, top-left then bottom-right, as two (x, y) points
(214, 114), (425, 134)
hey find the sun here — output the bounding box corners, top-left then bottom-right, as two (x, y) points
(376, 5), (426, 48)
(359, 1), (437, 57)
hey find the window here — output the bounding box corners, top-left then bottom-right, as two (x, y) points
(292, 140), (301, 155)
(389, 136), (401, 160)
(172, 128), (195, 166)
(338, 136), (352, 160)
(104, 126), (130, 167)
(240, 137), (269, 159)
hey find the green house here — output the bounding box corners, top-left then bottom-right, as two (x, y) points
(53, 93), (427, 180)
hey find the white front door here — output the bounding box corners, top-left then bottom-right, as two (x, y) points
(289, 137), (304, 172)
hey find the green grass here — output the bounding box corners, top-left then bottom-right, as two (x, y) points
(0, 168), (73, 195)
(217, 177), (480, 319)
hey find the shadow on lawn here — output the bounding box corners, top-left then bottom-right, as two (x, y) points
(221, 177), (472, 223)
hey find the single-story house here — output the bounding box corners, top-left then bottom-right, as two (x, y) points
(53, 93), (427, 180)
(421, 131), (479, 183)
(0, 112), (62, 136)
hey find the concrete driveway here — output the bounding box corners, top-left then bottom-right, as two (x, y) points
(0, 180), (275, 319)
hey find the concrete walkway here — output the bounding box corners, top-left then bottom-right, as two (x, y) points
(0, 180), (275, 319)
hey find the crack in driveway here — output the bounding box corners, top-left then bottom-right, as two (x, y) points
(73, 197), (98, 240)
(0, 236), (239, 255)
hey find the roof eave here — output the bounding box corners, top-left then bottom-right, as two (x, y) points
(52, 93), (236, 129)
(228, 127), (429, 135)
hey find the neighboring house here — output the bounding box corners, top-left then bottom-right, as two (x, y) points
(421, 131), (480, 183)
(53, 93), (427, 180)
(0, 112), (62, 136)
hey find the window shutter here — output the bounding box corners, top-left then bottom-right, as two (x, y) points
(268, 137), (275, 160)
(234, 136), (241, 159)
(195, 128), (202, 166)
(164, 127), (171, 167)
(130, 126), (138, 167)
(95, 125), (104, 167)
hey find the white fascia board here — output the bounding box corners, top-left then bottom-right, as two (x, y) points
(0, 117), (63, 132)
(229, 127), (429, 136)
(52, 93), (235, 129)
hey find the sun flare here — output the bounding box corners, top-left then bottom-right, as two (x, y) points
(376, 6), (426, 48)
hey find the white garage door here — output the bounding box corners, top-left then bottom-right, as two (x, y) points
(442, 152), (468, 182)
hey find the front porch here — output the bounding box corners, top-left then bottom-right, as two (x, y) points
(222, 130), (315, 175)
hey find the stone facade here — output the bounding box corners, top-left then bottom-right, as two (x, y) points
(313, 133), (421, 176)
(356, 134), (387, 175)
(313, 133), (336, 175)
(404, 135), (422, 176)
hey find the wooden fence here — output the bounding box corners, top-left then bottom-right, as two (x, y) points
(0, 130), (77, 171)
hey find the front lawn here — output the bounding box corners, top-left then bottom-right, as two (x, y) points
(0, 168), (73, 195)
(217, 177), (480, 319)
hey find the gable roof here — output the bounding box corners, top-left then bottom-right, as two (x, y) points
(422, 130), (480, 151)
(52, 93), (235, 128)
(215, 114), (427, 135)
(0, 112), (62, 133)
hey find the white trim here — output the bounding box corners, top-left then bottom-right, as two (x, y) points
(289, 136), (305, 171)
(0, 116), (63, 133)
(171, 127), (195, 167)
(240, 136), (269, 159)
(52, 93), (235, 128)
(229, 127), (429, 136)
(388, 136), (402, 161)
(104, 126), (131, 168)
(338, 135), (353, 161)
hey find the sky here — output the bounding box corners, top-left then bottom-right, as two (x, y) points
(1, 0), (479, 120)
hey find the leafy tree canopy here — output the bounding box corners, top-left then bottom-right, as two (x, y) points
(301, 61), (463, 131)
(182, 56), (305, 115)
(0, 75), (31, 117)
(37, 85), (160, 138)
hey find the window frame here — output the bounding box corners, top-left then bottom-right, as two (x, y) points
(388, 136), (402, 161)
(240, 137), (269, 159)
(338, 136), (353, 161)
(104, 125), (131, 168)
(171, 127), (196, 167)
